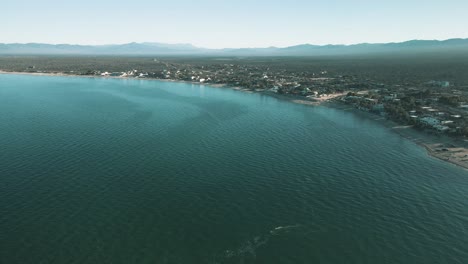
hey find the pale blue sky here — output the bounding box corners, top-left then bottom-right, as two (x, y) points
(2, 0), (467, 48)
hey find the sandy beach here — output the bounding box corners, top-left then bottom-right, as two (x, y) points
(0, 70), (68, 76)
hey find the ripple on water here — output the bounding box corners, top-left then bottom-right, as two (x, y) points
(0, 74), (467, 264)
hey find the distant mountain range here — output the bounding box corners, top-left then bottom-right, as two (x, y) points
(1, 39), (468, 56)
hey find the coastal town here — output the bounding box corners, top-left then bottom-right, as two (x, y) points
(2, 56), (468, 168)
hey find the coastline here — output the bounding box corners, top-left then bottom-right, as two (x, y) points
(1, 70), (467, 170)
(324, 101), (468, 170)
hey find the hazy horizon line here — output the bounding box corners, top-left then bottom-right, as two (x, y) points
(2, 37), (468, 50)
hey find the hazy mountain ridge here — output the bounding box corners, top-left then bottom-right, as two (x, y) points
(1, 39), (468, 56)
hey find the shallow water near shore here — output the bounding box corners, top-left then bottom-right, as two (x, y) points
(1, 74), (467, 263)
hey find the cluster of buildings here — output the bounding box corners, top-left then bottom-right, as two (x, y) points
(99, 70), (148, 78)
(91, 62), (369, 99)
(337, 82), (468, 136)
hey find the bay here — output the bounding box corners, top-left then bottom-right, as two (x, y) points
(0, 74), (467, 263)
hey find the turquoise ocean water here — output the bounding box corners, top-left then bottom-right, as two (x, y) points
(0, 74), (467, 263)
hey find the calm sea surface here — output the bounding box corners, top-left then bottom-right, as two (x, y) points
(0, 74), (467, 264)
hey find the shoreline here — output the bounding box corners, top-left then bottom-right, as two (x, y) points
(0, 69), (228, 83)
(324, 101), (468, 170)
(1, 70), (467, 170)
